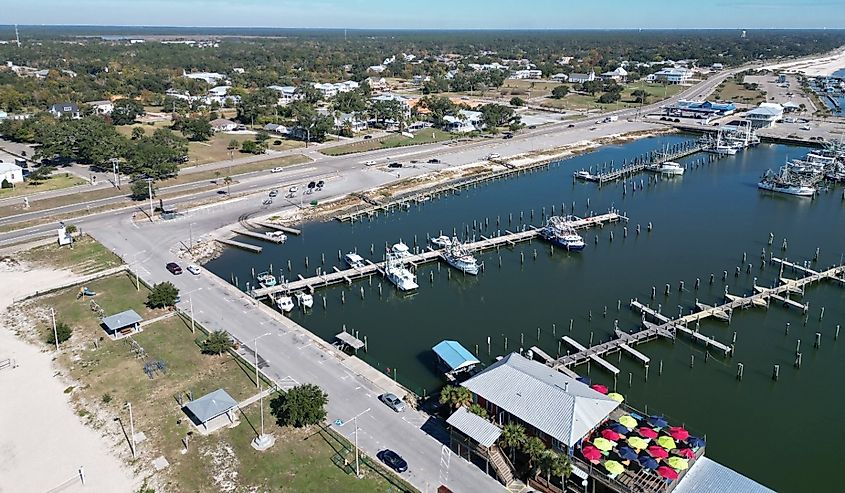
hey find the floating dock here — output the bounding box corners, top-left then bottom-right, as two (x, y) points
(233, 230), (286, 243)
(215, 238), (262, 253)
(254, 221), (302, 235)
(250, 211), (626, 298)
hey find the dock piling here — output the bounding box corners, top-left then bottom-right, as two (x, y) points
(815, 332), (821, 349)
(772, 364), (780, 381)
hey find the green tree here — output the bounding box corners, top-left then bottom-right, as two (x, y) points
(270, 383), (328, 427)
(479, 103), (515, 129)
(46, 321), (72, 345)
(177, 117), (213, 141)
(201, 330), (233, 355)
(500, 422), (527, 462)
(418, 96), (457, 129)
(26, 165), (56, 185)
(131, 127), (145, 140)
(522, 436), (547, 470)
(255, 130), (270, 143)
(227, 138), (240, 150)
(111, 99), (145, 125)
(147, 281), (179, 308)
(539, 449), (572, 486)
(598, 91), (622, 104)
(130, 178), (154, 201)
(631, 89), (649, 104)
(333, 90), (367, 113)
(551, 85), (570, 99)
(438, 384), (472, 410)
(510, 96), (525, 107)
(223, 175), (232, 194)
(468, 403), (488, 419)
(241, 140), (261, 154)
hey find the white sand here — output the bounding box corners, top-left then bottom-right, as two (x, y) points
(0, 263), (139, 493)
(762, 48), (845, 77)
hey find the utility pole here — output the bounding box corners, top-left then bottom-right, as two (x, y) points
(50, 307), (59, 351)
(147, 178), (154, 220)
(127, 401), (136, 459)
(111, 158), (120, 188)
(338, 408), (371, 478)
(253, 332), (271, 388)
(189, 297), (195, 334)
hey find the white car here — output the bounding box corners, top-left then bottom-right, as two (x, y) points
(289, 185), (299, 193)
(487, 153), (501, 160)
(800, 125), (811, 131)
(270, 167), (284, 173)
(364, 160), (377, 166)
(186, 264), (201, 275)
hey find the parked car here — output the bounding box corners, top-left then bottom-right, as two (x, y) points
(388, 162), (403, 168)
(427, 158), (441, 164)
(166, 262), (182, 275)
(316, 180), (325, 189)
(502, 133), (513, 139)
(270, 167), (284, 173)
(379, 393), (406, 412)
(269, 189), (278, 198)
(363, 135), (373, 139)
(528, 125), (536, 129)
(486, 153), (501, 160)
(800, 125), (811, 131)
(378, 450), (408, 473)
(186, 264), (201, 275)
(567, 124), (575, 128)
(289, 185), (299, 193)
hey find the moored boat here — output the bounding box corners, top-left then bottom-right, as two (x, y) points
(442, 238), (480, 275)
(256, 271), (277, 287)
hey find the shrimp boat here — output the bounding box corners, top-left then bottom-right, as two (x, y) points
(256, 271), (277, 287)
(294, 291), (314, 309)
(541, 217), (586, 251)
(273, 292), (295, 312)
(758, 167), (816, 197)
(384, 252), (418, 291)
(429, 235), (452, 249)
(442, 238), (480, 275)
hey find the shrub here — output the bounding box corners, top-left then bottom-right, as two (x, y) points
(270, 384), (328, 427)
(47, 321), (73, 345)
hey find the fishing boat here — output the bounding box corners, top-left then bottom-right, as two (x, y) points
(391, 241), (412, 258)
(573, 170), (594, 180)
(294, 291), (314, 309)
(442, 238), (480, 275)
(700, 131), (738, 155)
(273, 293), (295, 312)
(256, 271), (277, 287)
(344, 252), (366, 269)
(385, 253), (418, 291)
(657, 161), (685, 176)
(758, 168), (816, 197)
(541, 217), (586, 251)
(429, 235), (452, 249)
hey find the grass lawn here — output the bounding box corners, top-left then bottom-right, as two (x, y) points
(499, 79), (564, 97)
(540, 83), (686, 112)
(30, 273), (414, 493)
(0, 173), (87, 199)
(321, 129), (455, 156)
(187, 133), (305, 166)
(712, 80), (766, 104)
(19, 234), (123, 274)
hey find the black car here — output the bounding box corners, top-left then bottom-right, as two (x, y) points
(363, 135), (373, 140)
(378, 449), (408, 473)
(567, 124), (576, 128)
(503, 133), (513, 139)
(166, 262), (182, 275)
(427, 158), (441, 164)
(388, 162), (403, 168)
(316, 180), (325, 188)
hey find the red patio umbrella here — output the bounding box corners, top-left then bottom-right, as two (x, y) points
(669, 426), (690, 441)
(601, 429), (622, 441)
(676, 448), (696, 459)
(581, 445), (602, 462)
(638, 427), (659, 439)
(657, 465), (679, 480)
(647, 445), (669, 459)
(591, 384), (609, 394)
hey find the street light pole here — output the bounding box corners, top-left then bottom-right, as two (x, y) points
(50, 307), (59, 351)
(147, 179), (154, 219)
(253, 332), (272, 389)
(127, 401), (136, 459)
(338, 408), (371, 478)
(189, 296), (195, 334)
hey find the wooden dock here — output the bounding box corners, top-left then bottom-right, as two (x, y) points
(574, 143), (702, 184)
(562, 336), (620, 375)
(233, 230), (286, 243)
(250, 211), (626, 298)
(215, 238), (263, 253)
(550, 262), (845, 373)
(254, 221), (302, 235)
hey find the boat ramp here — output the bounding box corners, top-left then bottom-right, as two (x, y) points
(250, 211), (626, 298)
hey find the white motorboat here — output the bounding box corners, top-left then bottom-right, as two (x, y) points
(391, 241), (412, 258)
(294, 291), (314, 309)
(256, 271), (277, 287)
(573, 170), (594, 180)
(442, 239), (480, 275)
(385, 253), (418, 291)
(758, 180), (815, 196)
(658, 161), (685, 176)
(266, 231), (287, 242)
(344, 252), (366, 269)
(429, 235), (452, 249)
(274, 294), (295, 312)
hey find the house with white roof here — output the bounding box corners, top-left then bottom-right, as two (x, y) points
(569, 71), (596, 84)
(508, 69), (543, 80)
(601, 67), (628, 83)
(210, 118), (237, 132)
(550, 73), (569, 82)
(366, 77), (388, 92)
(86, 100), (114, 115)
(267, 85), (302, 106)
(0, 161), (24, 185)
(444, 110), (484, 133)
(183, 71), (227, 85)
(312, 80), (359, 99)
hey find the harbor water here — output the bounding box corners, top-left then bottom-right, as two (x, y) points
(206, 135), (845, 492)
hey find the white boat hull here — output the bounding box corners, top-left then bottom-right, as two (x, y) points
(758, 181), (815, 197)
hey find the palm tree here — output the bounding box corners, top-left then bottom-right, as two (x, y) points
(500, 422), (527, 462)
(438, 385), (472, 410)
(223, 175), (232, 195)
(522, 436), (547, 471)
(539, 449), (572, 487)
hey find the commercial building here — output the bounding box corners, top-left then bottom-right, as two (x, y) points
(568, 71), (596, 84)
(665, 100), (737, 119)
(648, 68), (693, 85)
(508, 69), (543, 80)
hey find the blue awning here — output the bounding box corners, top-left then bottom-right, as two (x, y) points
(433, 340), (480, 371)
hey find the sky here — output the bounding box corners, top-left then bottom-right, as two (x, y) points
(5, 0), (845, 29)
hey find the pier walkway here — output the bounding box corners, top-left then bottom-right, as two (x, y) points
(574, 143), (702, 184)
(551, 262), (845, 372)
(250, 211), (626, 298)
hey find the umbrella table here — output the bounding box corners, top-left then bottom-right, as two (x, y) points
(617, 445), (638, 461)
(676, 448), (696, 459)
(593, 437), (615, 451)
(687, 436), (706, 449)
(607, 392), (625, 403)
(618, 415), (638, 429)
(666, 456), (690, 471)
(657, 465), (679, 480)
(627, 436), (649, 450)
(647, 445), (669, 459)
(601, 429), (623, 441)
(581, 445), (602, 462)
(638, 427), (659, 439)
(591, 384), (609, 394)
(608, 423), (629, 434)
(604, 460), (625, 475)
(647, 415), (669, 428)
(638, 455), (659, 470)
(657, 436), (677, 450)
(669, 426), (690, 441)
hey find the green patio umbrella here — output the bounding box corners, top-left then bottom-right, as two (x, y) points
(666, 456), (689, 471)
(657, 436), (677, 450)
(626, 436), (649, 450)
(604, 460), (625, 475)
(593, 437), (615, 451)
(618, 415), (638, 429)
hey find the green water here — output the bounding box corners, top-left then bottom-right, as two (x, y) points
(207, 135), (845, 491)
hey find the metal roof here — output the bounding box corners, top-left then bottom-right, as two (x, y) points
(433, 340), (480, 371)
(182, 388), (239, 424)
(101, 309), (143, 332)
(446, 407), (502, 448)
(673, 456), (774, 493)
(461, 353), (620, 447)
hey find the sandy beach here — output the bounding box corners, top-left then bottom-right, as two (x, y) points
(0, 261), (138, 493)
(762, 47), (845, 76)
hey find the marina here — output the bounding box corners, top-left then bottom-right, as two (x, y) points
(572, 141), (701, 183)
(207, 135), (845, 492)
